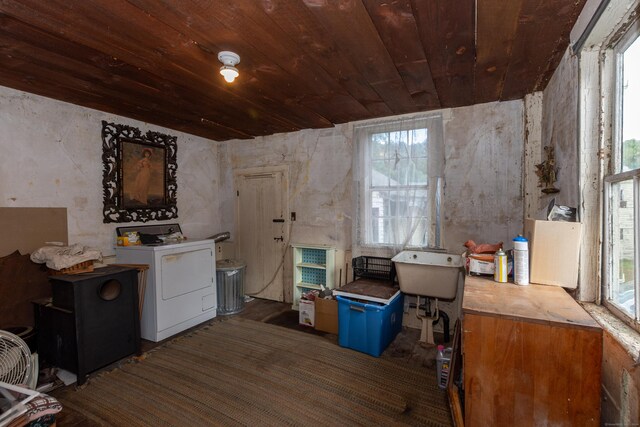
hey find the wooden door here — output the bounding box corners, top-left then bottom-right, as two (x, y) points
(236, 169), (287, 301)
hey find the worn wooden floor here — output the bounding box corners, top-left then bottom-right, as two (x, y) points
(52, 298), (446, 425)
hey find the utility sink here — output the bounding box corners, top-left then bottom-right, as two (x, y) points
(391, 250), (463, 299)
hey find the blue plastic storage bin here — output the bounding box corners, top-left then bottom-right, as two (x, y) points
(337, 292), (403, 357)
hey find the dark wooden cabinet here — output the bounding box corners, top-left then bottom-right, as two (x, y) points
(34, 266), (140, 385)
(462, 276), (602, 426)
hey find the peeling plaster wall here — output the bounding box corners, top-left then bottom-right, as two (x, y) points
(219, 99), (525, 314)
(220, 100), (524, 254)
(218, 126), (353, 251)
(542, 47), (580, 208)
(0, 86), (220, 257)
(217, 126), (353, 302)
(543, 39), (640, 424)
(442, 100), (524, 249)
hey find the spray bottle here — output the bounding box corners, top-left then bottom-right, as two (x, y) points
(513, 235), (529, 285)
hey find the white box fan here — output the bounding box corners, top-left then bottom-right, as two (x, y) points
(0, 330), (34, 387)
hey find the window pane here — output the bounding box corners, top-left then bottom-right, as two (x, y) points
(371, 132), (389, 159)
(383, 191), (399, 217)
(609, 180), (636, 318)
(622, 35), (640, 172)
(371, 160), (393, 187)
(371, 190), (387, 219)
(411, 129), (428, 157)
(412, 189), (429, 215)
(407, 218), (429, 247)
(368, 218), (394, 245)
(410, 157), (428, 185)
(359, 118), (442, 248)
(394, 158), (411, 185)
(389, 130), (409, 158)
(387, 130), (400, 159)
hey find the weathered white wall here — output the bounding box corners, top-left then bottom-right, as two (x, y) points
(542, 47), (580, 208)
(1, 83), (526, 330)
(442, 100), (525, 250)
(0, 86), (221, 257)
(219, 99), (525, 320)
(220, 99), (525, 255)
(523, 92), (545, 219)
(217, 126), (353, 302)
(217, 126), (353, 251)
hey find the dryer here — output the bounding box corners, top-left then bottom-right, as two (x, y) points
(115, 225), (216, 342)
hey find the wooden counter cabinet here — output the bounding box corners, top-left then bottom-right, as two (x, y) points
(462, 276), (602, 426)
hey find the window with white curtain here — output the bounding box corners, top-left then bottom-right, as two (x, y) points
(603, 26), (640, 328)
(354, 115), (444, 252)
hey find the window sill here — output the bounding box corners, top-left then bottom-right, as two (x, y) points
(581, 303), (640, 364)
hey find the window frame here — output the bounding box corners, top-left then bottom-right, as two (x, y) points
(603, 171), (640, 326)
(355, 115), (443, 250)
(601, 23), (640, 331)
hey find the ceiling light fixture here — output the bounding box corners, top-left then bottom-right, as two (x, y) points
(218, 51), (240, 83)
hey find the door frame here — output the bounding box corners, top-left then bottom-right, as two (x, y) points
(234, 165), (290, 300)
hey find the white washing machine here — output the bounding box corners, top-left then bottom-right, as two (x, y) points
(115, 225), (216, 342)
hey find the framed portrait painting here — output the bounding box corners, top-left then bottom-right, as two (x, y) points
(102, 121), (178, 223)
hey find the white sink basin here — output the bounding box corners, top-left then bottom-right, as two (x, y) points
(391, 250), (463, 299)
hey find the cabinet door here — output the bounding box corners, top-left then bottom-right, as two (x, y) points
(464, 313), (601, 426)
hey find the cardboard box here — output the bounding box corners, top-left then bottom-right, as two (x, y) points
(467, 256), (495, 275)
(524, 219), (582, 289)
(299, 299), (315, 327)
(314, 297), (338, 334)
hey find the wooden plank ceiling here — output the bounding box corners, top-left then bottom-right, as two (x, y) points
(0, 0), (586, 141)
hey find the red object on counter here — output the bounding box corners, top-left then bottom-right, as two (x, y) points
(464, 240), (503, 254)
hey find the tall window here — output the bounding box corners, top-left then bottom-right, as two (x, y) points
(354, 115), (444, 250)
(604, 30), (640, 326)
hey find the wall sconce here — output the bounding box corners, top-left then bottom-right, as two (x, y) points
(218, 51), (240, 83)
(535, 145), (560, 194)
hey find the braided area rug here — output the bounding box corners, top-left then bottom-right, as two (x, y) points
(53, 318), (452, 426)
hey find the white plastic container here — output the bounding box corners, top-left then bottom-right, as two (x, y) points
(436, 345), (452, 389)
(513, 235), (529, 286)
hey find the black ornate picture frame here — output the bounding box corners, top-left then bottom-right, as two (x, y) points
(102, 120), (178, 223)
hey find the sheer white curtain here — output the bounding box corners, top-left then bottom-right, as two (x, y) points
(352, 114), (445, 257)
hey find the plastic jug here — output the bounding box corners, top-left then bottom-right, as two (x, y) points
(513, 235), (529, 285)
(436, 345), (452, 389)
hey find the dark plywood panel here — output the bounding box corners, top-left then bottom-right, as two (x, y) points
(302, 0), (417, 114)
(0, 0), (321, 135)
(259, 1), (393, 117)
(502, 0), (587, 99)
(0, 15), (255, 140)
(156, 0), (377, 124)
(412, 0), (476, 108)
(474, 0), (524, 104)
(362, 0), (440, 109)
(83, 0), (337, 133)
(128, 0), (348, 127)
(0, 0), (587, 140)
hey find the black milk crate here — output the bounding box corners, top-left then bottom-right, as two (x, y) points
(352, 256), (396, 282)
